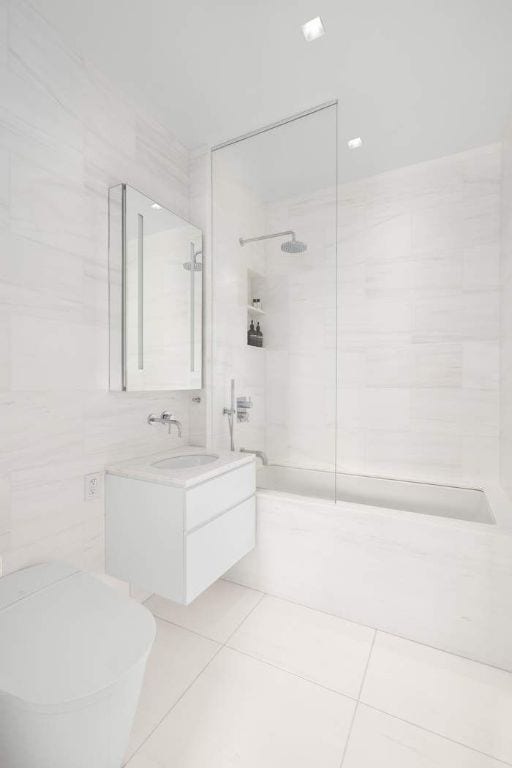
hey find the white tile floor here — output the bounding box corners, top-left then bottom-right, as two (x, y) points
(125, 580), (512, 768)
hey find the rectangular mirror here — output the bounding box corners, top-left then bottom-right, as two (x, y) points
(109, 183), (203, 391)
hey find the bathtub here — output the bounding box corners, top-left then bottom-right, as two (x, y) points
(257, 465), (495, 524)
(226, 464), (512, 670)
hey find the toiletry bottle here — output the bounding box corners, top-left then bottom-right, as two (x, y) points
(248, 320), (256, 346)
(256, 321), (263, 348)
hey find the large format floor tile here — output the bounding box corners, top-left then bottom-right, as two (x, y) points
(360, 632), (512, 763)
(133, 647), (355, 768)
(343, 705), (506, 768)
(145, 580), (263, 643)
(229, 595), (375, 697)
(126, 618), (219, 761)
(127, 755), (161, 768)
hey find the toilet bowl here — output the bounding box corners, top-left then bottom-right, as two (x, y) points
(0, 562), (156, 768)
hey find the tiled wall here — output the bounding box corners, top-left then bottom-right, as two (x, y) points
(501, 125), (512, 497)
(339, 144), (501, 483)
(0, 0), (198, 575)
(212, 143), (501, 485)
(210, 160), (268, 453)
(264, 188), (337, 471)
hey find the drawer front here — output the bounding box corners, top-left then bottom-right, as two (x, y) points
(185, 496), (256, 603)
(185, 461), (255, 530)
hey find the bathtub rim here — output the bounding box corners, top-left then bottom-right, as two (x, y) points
(255, 468), (512, 533)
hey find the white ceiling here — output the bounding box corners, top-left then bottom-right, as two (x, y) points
(33, 0), (512, 182)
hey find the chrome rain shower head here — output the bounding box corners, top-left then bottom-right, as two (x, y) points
(183, 247), (203, 271)
(281, 236), (307, 253)
(239, 230), (307, 254)
(183, 260), (202, 271)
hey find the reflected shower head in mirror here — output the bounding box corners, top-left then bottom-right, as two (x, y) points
(239, 230), (307, 253)
(183, 247), (203, 271)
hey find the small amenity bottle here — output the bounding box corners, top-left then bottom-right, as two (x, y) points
(248, 320), (257, 346)
(256, 321), (263, 348)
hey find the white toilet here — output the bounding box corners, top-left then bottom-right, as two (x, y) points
(0, 562), (156, 768)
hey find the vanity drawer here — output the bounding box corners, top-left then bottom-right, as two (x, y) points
(185, 461), (255, 530)
(185, 496), (256, 603)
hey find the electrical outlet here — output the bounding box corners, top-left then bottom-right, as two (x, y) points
(84, 472), (103, 502)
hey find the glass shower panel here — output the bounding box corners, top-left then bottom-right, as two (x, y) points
(211, 103), (338, 501)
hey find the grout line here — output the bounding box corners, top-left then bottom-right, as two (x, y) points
(357, 628), (377, 700)
(132, 586), (512, 767)
(145, 610), (225, 644)
(222, 591), (266, 644)
(338, 629), (377, 768)
(123, 643), (223, 766)
(223, 578), (512, 675)
(125, 591), (266, 766)
(357, 703), (512, 767)
(223, 645), (359, 702)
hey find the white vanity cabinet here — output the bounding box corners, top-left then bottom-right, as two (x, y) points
(105, 455), (256, 604)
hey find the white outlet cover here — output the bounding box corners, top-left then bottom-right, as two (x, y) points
(84, 472), (103, 501)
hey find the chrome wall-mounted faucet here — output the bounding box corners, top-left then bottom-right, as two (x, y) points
(147, 410), (182, 437)
(239, 448), (268, 465)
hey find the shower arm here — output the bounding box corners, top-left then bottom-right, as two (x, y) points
(239, 230), (296, 247)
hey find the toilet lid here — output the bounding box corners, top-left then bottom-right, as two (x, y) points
(0, 563), (156, 708)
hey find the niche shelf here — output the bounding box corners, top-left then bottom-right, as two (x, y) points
(247, 268), (266, 349)
(247, 304), (266, 317)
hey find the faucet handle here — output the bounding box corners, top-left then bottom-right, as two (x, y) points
(160, 410), (172, 420)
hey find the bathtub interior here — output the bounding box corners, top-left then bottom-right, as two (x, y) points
(257, 464), (494, 525)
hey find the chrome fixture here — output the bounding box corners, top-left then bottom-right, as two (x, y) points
(184, 242), (203, 374)
(147, 410), (182, 437)
(239, 230), (307, 254)
(240, 448), (268, 465)
(223, 379), (236, 451)
(236, 396), (253, 423)
(182, 246), (203, 272)
(191, 396), (202, 403)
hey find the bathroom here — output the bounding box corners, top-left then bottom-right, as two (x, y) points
(1, 0), (512, 766)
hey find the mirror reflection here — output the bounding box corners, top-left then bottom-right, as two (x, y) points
(109, 184), (202, 391)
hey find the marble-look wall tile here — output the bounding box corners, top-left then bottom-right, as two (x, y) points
(212, 143), (501, 484)
(340, 144), (501, 483)
(501, 123), (512, 498)
(0, 0), (195, 573)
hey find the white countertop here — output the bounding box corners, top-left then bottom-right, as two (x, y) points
(106, 446), (255, 489)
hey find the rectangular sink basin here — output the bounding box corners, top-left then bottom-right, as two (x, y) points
(152, 454), (219, 470)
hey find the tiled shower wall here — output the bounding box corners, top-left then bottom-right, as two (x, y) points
(210, 164), (268, 453)
(501, 124), (512, 497)
(0, 0), (198, 575)
(264, 188), (337, 471)
(213, 143), (502, 484)
(339, 143), (501, 483)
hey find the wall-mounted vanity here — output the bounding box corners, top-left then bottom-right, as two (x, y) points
(109, 183), (203, 391)
(105, 450), (256, 604)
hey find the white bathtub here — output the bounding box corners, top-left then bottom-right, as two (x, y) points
(227, 464), (512, 670)
(257, 465), (495, 524)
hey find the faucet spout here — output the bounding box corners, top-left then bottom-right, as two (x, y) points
(239, 448), (268, 466)
(147, 411), (182, 437)
(167, 418), (182, 437)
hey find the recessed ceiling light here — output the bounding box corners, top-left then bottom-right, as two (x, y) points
(302, 16), (325, 42)
(151, 202), (162, 210)
(348, 137), (363, 149)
